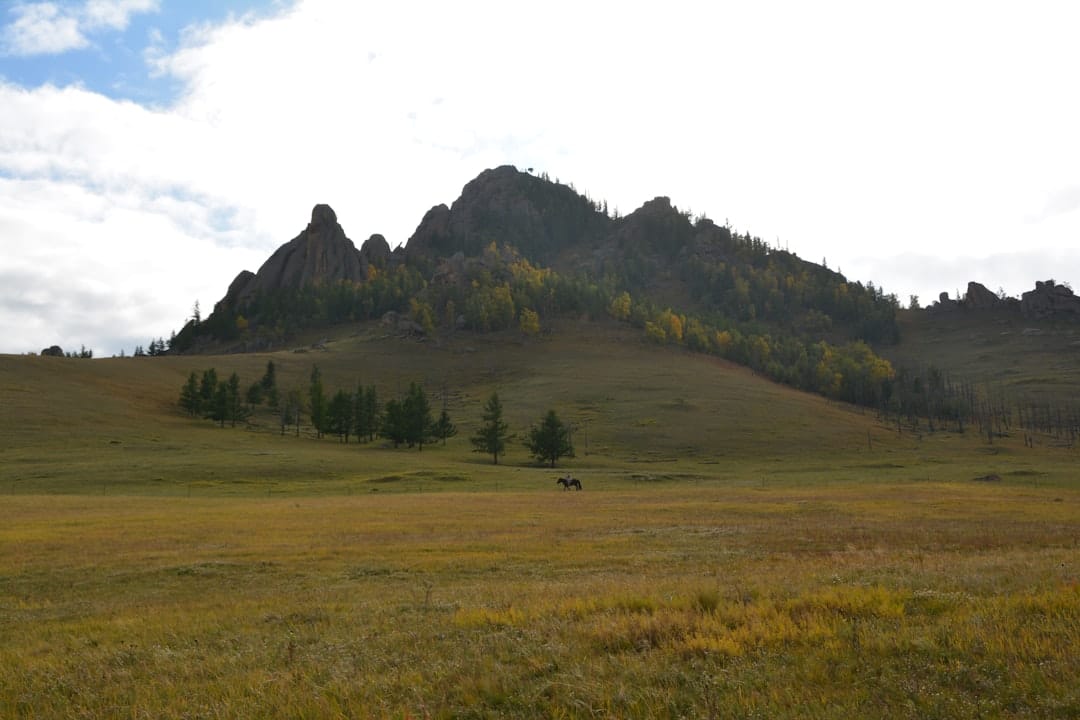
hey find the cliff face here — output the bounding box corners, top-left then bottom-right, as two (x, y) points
(222, 204), (367, 307)
(405, 165), (610, 266)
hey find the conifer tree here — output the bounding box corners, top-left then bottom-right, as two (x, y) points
(382, 397), (406, 448)
(362, 386), (380, 442)
(403, 382), (435, 450)
(434, 409), (457, 445)
(226, 372), (244, 427)
(309, 365), (327, 438)
(179, 371), (200, 416)
(260, 361), (278, 408)
(212, 381), (229, 427)
(471, 392), (510, 464)
(199, 368), (218, 413)
(329, 389), (354, 443)
(526, 409), (573, 468)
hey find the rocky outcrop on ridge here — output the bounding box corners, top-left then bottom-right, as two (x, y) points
(932, 281), (1017, 312)
(221, 204), (368, 307)
(359, 233), (392, 270)
(406, 165), (609, 265)
(1021, 280), (1080, 319)
(963, 281), (1002, 309)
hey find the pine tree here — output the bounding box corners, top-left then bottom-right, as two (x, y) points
(179, 371), (200, 416)
(434, 409), (457, 445)
(363, 386), (380, 442)
(402, 382), (435, 450)
(309, 365), (327, 438)
(212, 382), (229, 427)
(282, 388), (303, 437)
(471, 392), (510, 464)
(526, 409), (573, 468)
(226, 372), (244, 427)
(382, 397), (406, 448)
(246, 382), (264, 406)
(260, 361), (278, 408)
(199, 368), (219, 415)
(353, 384), (380, 443)
(329, 389), (354, 443)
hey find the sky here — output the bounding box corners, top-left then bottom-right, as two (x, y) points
(2, 0), (1079, 357)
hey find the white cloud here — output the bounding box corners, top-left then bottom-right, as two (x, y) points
(0, 176), (265, 354)
(2, 0), (158, 57)
(83, 0), (158, 31)
(1, 0), (1080, 355)
(2, 3), (87, 56)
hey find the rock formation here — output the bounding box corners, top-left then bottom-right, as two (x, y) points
(1021, 280), (1080, 319)
(931, 282), (1019, 313)
(222, 204), (369, 307)
(359, 234), (391, 270)
(405, 165), (608, 265)
(963, 281), (1001, 309)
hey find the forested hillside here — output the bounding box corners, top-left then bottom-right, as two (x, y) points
(172, 166), (902, 408)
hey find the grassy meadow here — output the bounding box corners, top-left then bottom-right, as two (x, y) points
(887, 307), (1080, 404)
(2, 321), (1078, 718)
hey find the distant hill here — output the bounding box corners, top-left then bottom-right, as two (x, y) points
(165, 166), (1077, 427)
(179, 166), (894, 343)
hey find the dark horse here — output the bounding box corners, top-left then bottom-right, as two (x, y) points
(556, 475), (582, 491)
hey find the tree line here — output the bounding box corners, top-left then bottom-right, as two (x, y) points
(178, 367), (576, 467)
(880, 363), (1080, 448)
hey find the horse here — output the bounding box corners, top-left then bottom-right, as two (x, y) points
(556, 475), (582, 491)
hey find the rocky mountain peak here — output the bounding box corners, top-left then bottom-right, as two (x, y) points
(219, 204), (368, 308)
(405, 165), (609, 265)
(310, 203), (338, 226)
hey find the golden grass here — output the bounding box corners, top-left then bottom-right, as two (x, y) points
(2, 483), (1078, 718)
(2, 320), (1079, 716)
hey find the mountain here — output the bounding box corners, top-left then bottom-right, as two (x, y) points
(167, 165), (1072, 421)
(406, 166), (609, 267)
(166, 166), (910, 410)
(221, 203), (398, 308)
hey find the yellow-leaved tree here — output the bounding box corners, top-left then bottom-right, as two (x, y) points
(519, 308), (540, 336)
(608, 291), (632, 321)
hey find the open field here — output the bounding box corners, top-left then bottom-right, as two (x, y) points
(2, 484), (1078, 718)
(2, 321), (1079, 717)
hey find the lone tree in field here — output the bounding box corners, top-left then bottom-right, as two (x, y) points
(471, 392), (510, 464)
(526, 409), (573, 467)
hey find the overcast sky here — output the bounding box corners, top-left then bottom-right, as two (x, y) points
(2, 0), (1078, 356)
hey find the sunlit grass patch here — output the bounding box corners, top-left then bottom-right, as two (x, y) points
(1, 476), (1078, 717)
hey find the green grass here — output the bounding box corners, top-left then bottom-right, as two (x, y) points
(4, 320), (1078, 496)
(886, 307), (1080, 404)
(1, 319), (1079, 717)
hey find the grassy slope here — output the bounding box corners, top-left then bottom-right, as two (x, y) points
(3, 319), (1074, 495)
(883, 307), (1080, 403)
(2, 320), (1078, 718)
